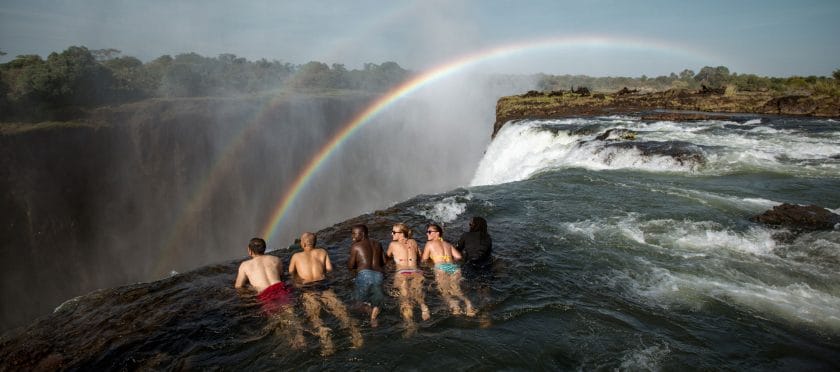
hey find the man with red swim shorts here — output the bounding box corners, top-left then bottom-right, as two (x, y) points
(234, 237), (292, 313)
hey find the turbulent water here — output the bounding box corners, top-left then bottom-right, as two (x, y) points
(2, 115), (840, 370)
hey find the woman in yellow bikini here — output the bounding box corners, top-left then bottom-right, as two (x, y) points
(421, 223), (476, 316)
(386, 223), (430, 335)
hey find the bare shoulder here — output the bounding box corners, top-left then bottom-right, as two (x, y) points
(239, 258), (254, 268)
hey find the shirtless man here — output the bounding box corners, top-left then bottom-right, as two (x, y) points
(234, 237), (304, 348)
(386, 223), (430, 336)
(288, 232), (362, 356)
(421, 224), (476, 316)
(347, 224), (386, 326)
(235, 238), (285, 293)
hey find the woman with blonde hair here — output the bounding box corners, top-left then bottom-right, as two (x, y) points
(386, 223), (430, 334)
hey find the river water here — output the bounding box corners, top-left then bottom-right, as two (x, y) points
(2, 115), (839, 370)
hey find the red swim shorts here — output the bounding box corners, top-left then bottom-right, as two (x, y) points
(258, 282), (293, 314)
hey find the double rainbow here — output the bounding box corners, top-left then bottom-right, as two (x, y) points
(258, 35), (719, 243)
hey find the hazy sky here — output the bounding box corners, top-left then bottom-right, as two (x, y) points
(1, 0), (838, 77)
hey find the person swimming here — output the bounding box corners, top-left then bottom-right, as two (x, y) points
(456, 216), (493, 274)
(289, 232), (363, 356)
(386, 223), (430, 336)
(234, 237), (304, 349)
(347, 224), (386, 327)
(421, 224), (476, 316)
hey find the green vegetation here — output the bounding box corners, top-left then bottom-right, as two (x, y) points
(0, 46), (410, 122)
(2, 46), (838, 123)
(537, 65), (840, 97)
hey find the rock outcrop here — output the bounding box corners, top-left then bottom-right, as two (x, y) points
(751, 203), (840, 231)
(494, 88), (840, 137)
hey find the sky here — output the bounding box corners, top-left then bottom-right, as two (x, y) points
(1, 0), (838, 77)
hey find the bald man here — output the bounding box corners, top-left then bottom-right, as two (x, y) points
(288, 232), (362, 356)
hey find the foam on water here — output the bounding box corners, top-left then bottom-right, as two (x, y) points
(563, 214), (777, 257)
(619, 343), (670, 371)
(470, 122), (699, 186)
(560, 211), (840, 332)
(471, 118), (840, 185)
(631, 268), (840, 332)
(470, 122), (579, 186)
(778, 231), (840, 266)
(645, 185), (781, 213)
(412, 194), (471, 223)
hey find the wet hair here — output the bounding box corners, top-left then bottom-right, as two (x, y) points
(469, 216), (488, 234)
(301, 232), (316, 247)
(393, 223), (413, 239)
(427, 223), (443, 234)
(352, 224), (369, 237)
(249, 237), (267, 255)
(469, 216), (490, 245)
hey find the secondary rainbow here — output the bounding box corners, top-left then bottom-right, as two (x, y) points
(260, 35), (721, 242)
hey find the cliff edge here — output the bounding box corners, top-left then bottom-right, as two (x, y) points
(494, 88), (840, 137)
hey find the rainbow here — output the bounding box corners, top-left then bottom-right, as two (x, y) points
(259, 35), (721, 243)
(152, 95), (291, 276)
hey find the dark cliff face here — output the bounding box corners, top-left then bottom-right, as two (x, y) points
(0, 94), (375, 333)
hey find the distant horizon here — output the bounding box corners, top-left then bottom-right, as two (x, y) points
(1, 44), (833, 80)
(2, 1), (838, 77)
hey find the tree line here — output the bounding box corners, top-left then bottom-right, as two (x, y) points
(537, 66), (840, 96)
(0, 46), (411, 121)
(2, 46), (839, 122)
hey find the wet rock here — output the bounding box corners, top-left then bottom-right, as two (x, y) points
(606, 140), (706, 166)
(595, 128), (637, 141)
(751, 203), (840, 231)
(640, 112), (730, 122)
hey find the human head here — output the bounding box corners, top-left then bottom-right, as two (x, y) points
(426, 223), (442, 240)
(248, 237), (267, 255)
(301, 232), (316, 248)
(352, 224), (368, 242)
(469, 216), (488, 234)
(391, 223), (412, 240)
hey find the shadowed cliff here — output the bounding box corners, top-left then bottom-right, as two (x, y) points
(0, 92), (377, 333)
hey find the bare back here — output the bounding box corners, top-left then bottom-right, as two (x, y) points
(235, 254), (283, 293)
(289, 248), (332, 283)
(348, 239), (385, 272)
(387, 239), (420, 271)
(422, 239), (461, 265)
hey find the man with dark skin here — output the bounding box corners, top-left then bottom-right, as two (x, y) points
(347, 224), (386, 326)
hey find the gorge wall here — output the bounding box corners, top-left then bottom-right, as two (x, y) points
(0, 93), (376, 332)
